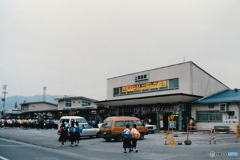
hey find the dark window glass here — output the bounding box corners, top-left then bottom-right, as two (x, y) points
(196, 111), (222, 122)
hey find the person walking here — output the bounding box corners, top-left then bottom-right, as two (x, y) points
(189, 117), (195, 131)
(68, 120), (76, 147)
(74, 121), (83, 146)
(130, 124), (140, 152)
(58, 121), (69, 147)
(122, 124), (132, 153)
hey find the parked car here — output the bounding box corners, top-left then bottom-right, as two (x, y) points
(99, 116), (148, 142)
(58, 116), (87, 129)
(144, 123), (157, 134)
(80, 123), (100, 138)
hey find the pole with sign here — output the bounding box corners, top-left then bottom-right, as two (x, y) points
(168, 114), (177, 145)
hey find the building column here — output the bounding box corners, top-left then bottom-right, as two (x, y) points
(178, 105), (183, 131)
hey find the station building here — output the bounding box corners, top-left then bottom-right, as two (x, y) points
(97, 61), (229, 130)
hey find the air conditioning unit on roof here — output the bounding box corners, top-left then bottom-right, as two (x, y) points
(219, 103), (228, 112)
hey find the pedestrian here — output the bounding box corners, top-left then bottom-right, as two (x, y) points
(121, 124), (132, 153)
(130, 124), (140, 152)
(190, 117), (195, 131)
(74, 121), (83, 146)
(68, 120), (76, 147)
(58, 121), (69, 147)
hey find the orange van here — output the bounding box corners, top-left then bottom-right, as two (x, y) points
(99, 116), (148, 142)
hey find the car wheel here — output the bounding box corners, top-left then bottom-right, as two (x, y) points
(106, 138), (111, 142)
(96, 132), (100, 138)
(140, 134), (144, 140)
(115, 135), (123, 142)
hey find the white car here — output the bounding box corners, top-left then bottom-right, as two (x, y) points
(80, 123), (100, 138)
(144, 123), (157, 134)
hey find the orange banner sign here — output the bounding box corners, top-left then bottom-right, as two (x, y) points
(122, 80), (168, 93)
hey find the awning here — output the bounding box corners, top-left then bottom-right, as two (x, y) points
(97, 93), (202, 107)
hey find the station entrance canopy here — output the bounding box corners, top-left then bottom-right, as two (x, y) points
(97, 93), (203, 107)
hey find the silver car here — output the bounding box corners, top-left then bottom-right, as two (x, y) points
(80, 123), (100, 138)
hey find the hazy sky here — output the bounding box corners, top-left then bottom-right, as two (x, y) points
(1, 0), (239, 100)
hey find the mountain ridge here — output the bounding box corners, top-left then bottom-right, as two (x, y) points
(0, 95), (62, 110)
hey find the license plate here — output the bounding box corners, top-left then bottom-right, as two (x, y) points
(103, 131), (106, 134)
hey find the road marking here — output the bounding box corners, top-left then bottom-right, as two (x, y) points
(0, 156), (9, 160)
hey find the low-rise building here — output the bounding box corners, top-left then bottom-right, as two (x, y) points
(192, 89), (240, 132)
(55, 96), (108, 122)
(20, 101), (58, 119)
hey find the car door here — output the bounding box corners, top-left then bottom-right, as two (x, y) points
(85, 124), (95, 136)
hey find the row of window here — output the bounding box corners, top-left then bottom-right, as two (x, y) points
(196, 111), (222, 122)
(102, 120), (144, 127)
(113, 78), (179, 96)
(65, 100), (91, 107)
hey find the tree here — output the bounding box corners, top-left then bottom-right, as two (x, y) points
(14, 102), (18, 108)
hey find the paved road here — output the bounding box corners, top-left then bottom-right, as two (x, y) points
(0, 128), (239, 160)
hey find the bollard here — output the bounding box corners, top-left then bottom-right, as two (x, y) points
(209, 129), (216, 144)
(213, 130), (216, 144)
(165, 132), (168, 145)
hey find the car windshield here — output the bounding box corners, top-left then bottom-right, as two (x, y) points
(76, 118), (87, 123)
(60, 119), (70, 123)
(102, 121), (112, 127)
(136, 120), (144, 126)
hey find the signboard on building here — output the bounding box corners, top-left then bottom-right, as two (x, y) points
(223, 116), (239, 124)
(122, 80), (168, 93)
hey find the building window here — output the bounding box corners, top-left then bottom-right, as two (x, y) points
(196, 111), (222, 122)
(82, 101), (91, 106)
(169, 78), (179, 89)
(22, 105), (29, 111)
(113, 88), (121, 95)
(65, 100), (72, 107)
(208, 104), (214, 109)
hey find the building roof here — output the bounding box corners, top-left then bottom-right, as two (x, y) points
(194, 89), (240, 104)
(54, 96), (98, 102)
(97, 93), (203, 106)
(20, 101), (57, 106)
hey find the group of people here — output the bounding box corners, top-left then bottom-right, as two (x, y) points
(122, 124), (141, 153)
(58, 120), (83, 147)
(0, 118), (59, 129)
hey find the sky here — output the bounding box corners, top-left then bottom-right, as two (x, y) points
(0, 0), (240, 101)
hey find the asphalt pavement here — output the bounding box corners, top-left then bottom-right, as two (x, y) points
(0, 128), (239, 160)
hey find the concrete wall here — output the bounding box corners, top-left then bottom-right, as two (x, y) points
(107, 62), (192, 100)
(191, 63), (229, 97)
(57, 99), (97, 110)
(28, 103), (57, 112)
(106, 62), (229, 100)
(191, 103), (239, 132)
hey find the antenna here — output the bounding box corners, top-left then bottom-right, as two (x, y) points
(2, 85), (7, 118)
(183, 56), (185, 62)
(43, 87), (47, 102)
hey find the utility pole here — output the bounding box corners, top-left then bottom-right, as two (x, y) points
(2, 85), (7, 118)
(43, 87), (47, 102)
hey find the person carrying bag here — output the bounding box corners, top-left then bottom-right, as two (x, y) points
(130, 124), (140, 152)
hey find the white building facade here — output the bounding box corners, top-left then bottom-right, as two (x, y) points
(98, 61), (229, 130)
